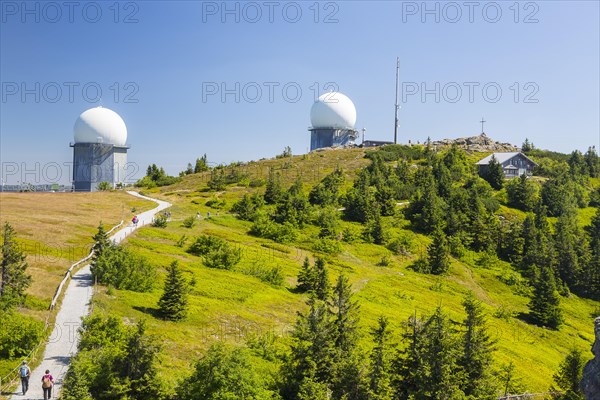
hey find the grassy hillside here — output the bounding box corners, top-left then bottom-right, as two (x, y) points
(0, 191), (155, 381)
(87, 147), (599, 395)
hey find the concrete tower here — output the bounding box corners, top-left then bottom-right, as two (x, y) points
(71, 106), (129, 192)
(309, 92), (358, 151)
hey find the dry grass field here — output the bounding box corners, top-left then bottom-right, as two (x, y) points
(0, 191), (155, 307)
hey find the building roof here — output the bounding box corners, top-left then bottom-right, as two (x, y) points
(504, 165), (518, 170)
(476, 152), (538, 166)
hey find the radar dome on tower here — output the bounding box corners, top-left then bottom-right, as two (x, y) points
(310, 92), (357, 130)
(73, 106), (127, 146)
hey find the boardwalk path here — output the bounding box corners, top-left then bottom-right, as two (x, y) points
(10, 192), (170, 400)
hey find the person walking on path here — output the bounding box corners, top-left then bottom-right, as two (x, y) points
(19, 361), (30, 395)
(41, 369), (54, 400)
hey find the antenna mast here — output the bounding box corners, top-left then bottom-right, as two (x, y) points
(394, 57), (400, 144)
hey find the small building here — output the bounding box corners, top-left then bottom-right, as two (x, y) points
(71, 106), (129, 192)
(309, 92), (358, 151)
(476, 152), (537, 178)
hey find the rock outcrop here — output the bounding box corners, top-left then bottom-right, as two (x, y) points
(431, 133), (517, 152)
(581, 317), (600, 399)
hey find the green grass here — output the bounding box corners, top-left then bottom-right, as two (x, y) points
(87, 148), (600, 395)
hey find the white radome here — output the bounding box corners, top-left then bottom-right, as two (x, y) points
(310, 92), (357, 129)
(73, 106), (127, 146)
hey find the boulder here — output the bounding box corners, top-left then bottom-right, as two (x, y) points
(581, 317), (600, 399)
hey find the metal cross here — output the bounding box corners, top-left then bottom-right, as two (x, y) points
(480, 117), (486, 134)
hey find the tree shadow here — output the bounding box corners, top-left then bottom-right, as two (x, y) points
(516, 311), (537, 325)
(132, 305), (162, 319)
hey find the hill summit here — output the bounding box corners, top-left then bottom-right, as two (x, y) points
(432, 133), (518, 152)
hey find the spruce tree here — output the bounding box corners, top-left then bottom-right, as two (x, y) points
(394, 312), (427, 399)
(428, 228), (451, 275)
(264, 168), (283, 204)
(331, 274), (360, 352)
(459, 292), (496, 398)
(396, 308), (463, 399)
(194, 154), (209, 173)
(158, 261), (190, 321)
(297, 257), (314, 293)
(483, 155), (504, 190)
(554, 206), (588, 291)
(0, 222), (31, 310)
(313, 257), (330, 301)
(281, 298), (335, 399)
(551, 348), (585, 399)
(529, 263), (563, 329)
(330, 275), (366, 399)
(91, 222), (111, 265)
(424, 307), (463, 399)
(368, 316), (393, 400)
(583, 209), (600, 298)
(120, 320), (165, 399)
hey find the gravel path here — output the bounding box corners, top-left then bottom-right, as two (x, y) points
(9, 192), (170, 400)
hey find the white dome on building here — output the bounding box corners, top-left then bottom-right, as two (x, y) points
(310, 92), (357, 129)
(73, 106), (127, 146)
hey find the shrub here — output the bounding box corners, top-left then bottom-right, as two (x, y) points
(187, 235), (242, 270)
(387, 232), (415, 256)
(206, 197), (226, 209)
(152, 215), (168, 228)
(0, 311), (43, 358)
(377, 255), (393, 267)
(182, 216), (196, 228)
(96, 181), (111, 191)
(90, 244), (156, 292)
(249, 178), (266, 187)
(250, 214), (297, 243)
(312, 237), (342, 254)
(176, 234), (188, 247)
(241, 264), (285, 286)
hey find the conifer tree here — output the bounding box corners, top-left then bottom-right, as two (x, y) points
(329, 274), (365, 399)
(313, 257), (330, 301)
(158, 261), (190, 321)
(483, 155), (504, 190)
(555, 206), (588, 291)
(506, 173), (538, 211)
(529, 263), (563, 329)
(583, 209), (600, 298)
(281, 298), (335, 399)
(0, 222), (31, 310)
(428, 228), (451, 275)
(309, 167), (345, 206)
(394, 312), (427, 400)
(395, 308), (463, 399)
(551, 348), (585, 399)
(120, 320), (165, 399)
(264, 168), (283, 204)
(424, 307), (463, 399)
(297, 257), (314, 293)
(91, 222), (111, 265)
(459, 292), (496, 398)
(368, 317), (393, 400)
(330, 274), (360, 353)
(194, 154), (209, 173)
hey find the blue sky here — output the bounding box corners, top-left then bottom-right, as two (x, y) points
(1, 1), (599, 185)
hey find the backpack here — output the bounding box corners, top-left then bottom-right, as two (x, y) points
(20, 366), (29, 377)
(42, 376), (52, 388)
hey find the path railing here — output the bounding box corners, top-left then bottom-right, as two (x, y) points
(49, 220), (123, 310)
(0, 220), (123, 397)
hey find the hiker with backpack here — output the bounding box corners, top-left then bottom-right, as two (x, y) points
(42, 369), (54, 399)
(19, 360), (30, 395)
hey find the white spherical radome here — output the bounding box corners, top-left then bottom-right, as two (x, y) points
(310, 92), (357, 129)
(73, 107), (127, 146)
